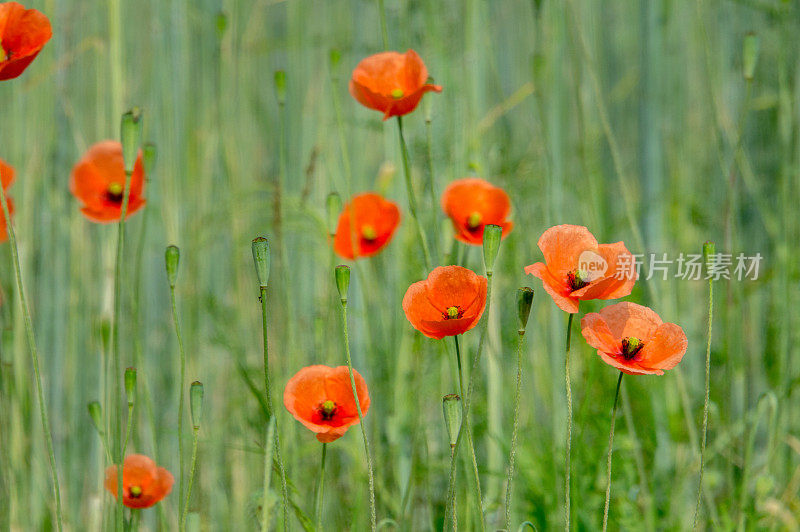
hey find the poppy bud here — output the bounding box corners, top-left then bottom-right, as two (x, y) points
(120, 108), (143, 174)
(702, 241), (716, 277)
(442, 394), (462, 449)
(251, 237), (271, 288)
(165, 245), (180, 288)
(335, 265), (350, 304)
(274, 71), (287, 104)
(326, 192), (342, 237)
(743, 33), (759, 81)
(87, 401), (104, 436)
(330, 49), (341, 68)
(142, 142), (157, 177)
(517, 287), (534, 335)
(482, 224), (502, 275)
(215, 11), (228, 39)
(124, 367), (137, 407)
(190, 381), (204, 430)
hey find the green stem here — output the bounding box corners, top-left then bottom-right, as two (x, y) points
(445, 272), (494, 532)
(260, 286), (289, 530)
(396, 116), (433, 272)
(504, 328), (528, 530)
(693, 274), (715, 528)
(315, 443), (328, 532)
(447, 446), (457, 531)
(179, 427), (199, 531)
(261, 417), (277, 532)
(0, 185), (63, 530)
(113, 164), (135, 532)
(122, 404), (134, 458)
(453, 335), (484, 528)
(564, 312), (574, 531)
(376, 0), (389, 50)
(602, 372), (624, 532)
(169, 283), (186, 519)
(340, 300), (377, 531)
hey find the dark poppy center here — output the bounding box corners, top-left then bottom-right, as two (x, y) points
(443, 306), (463, 320)
(361, 224), (377, 241)
(466, 212), (482, 231)
(129, 485), (143, 499)
(621, 337), (644, 360)
(566, 269), (589, 291)
(319, 400), (337, 421)
(106, 182), (124, 204)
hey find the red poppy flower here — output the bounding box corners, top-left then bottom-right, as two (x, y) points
(104, 454), (174, 509)
(402, 265), (488, 340)
(524, 224), (636, 314)
(0, 158), (16, 242)
(69, 141), (146, 223)
(580, 302), (687, 375)
(349, 49), (442, 120)
(0, 2), (52, 81)
(333, 192), (401, 259)
(283, 365), (371, 443)
(441, 178), (513, 245)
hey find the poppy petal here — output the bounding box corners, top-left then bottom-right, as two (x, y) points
(639, 322), (688, 371)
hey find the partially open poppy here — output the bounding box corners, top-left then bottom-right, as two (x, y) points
(70, 141), (146, 223)
(104, 454), (174, 509)
(333, 192), (401, 259)
(402, 265), (488, 340)
(580, 302), (687, 375)
(0, 158), (16, 242)
(0, 2), (52, 81)
(284, 365), (370, 443)
(524, 224), (636, 314)
(349, 49), (442, 120)
(441, 178), (513, 245)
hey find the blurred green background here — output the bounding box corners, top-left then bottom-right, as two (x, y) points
(1, 0), (799, 529)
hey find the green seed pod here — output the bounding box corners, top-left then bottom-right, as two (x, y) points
(335, 265), (350, 304)
(124, 367), (137, 407)
(703, 241), (716, 277)
(326, 192), (342, 237)
(87, 401), (104, 436)
(517, 287), (534, 335)
(165, 245), (180, 288)
(743, 32), (759, 81)
(190, 381), (204, 430)
(120, 107), (143, 174)
(142, 142), (157, 177)
(482, 224), (503, 275)
(274, 71), (287, 104)
(442, 394), (462, 449)
(251, 237), (271, 288)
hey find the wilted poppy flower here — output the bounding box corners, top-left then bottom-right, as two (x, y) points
(441, 178), (513, 245)
(284, 365), (371, 443)
(0, 2), (52, 81)
(349, 49), (442, 120)
(0, 158), (15, 242)
(104, 454), (174, 509)
(333, 192), (401, 259)
(70, 141), (146, 223)
(402, 265), (488, 340)
(524, 224), (636, 314)
(580, 302), (687, 376)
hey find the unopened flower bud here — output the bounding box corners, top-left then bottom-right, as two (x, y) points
(165, 245), (180, 288)
(124, 367), (137, 407)
(251, 237), (271, 288)
(442, 394), (462, 449)
(326, 192), (342, 237)
(743, 33), (759, 81)
(517, 287), (534, 335)
(335, 265), (350, 304)
(87, 401), (104, 436)
(703, 241), (716, 277)
(190, 381), (204, 430)
(482, 224), (502, 275)
(120, 108), (143, 174)
(274, 71), (287, 104)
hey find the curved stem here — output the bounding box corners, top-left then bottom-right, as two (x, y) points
(0, 185), (63, 530)
(447, 447), (457, 531)
(169, 284), (186, 519)
(504, 329), (528, 530)
(340, 300), (377, 531)
(260, 287), (289, 530)
(315, 443), (328, 532)
(564, 312), (574, 531)
(396, 116), (433, 272)
(693, 274), (714, 528)
(602, 372), (624, 531)
(179, 428), (199, 530)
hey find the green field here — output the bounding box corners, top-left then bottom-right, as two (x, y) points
(1, 0), (799, 530)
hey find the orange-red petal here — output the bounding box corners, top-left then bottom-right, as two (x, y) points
(333, 192), (400, 259)
(104, 454), (174, 509)
(441, 178), (513, 245)
(0, 2), (52, 81)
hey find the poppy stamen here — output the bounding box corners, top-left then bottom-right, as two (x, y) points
(106, 182), (124, 203)
(361, 224), (377, 241)
(0, 46), (7, 62)
(621, 337), (644, 360)
(129, 485), (143, 499)
(444, 306), (463, 320)
(567, 269), (589, 291)
(319, 399), (337, 421)
(391, 88), (404, 99)
(466, 211), (482, 230)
